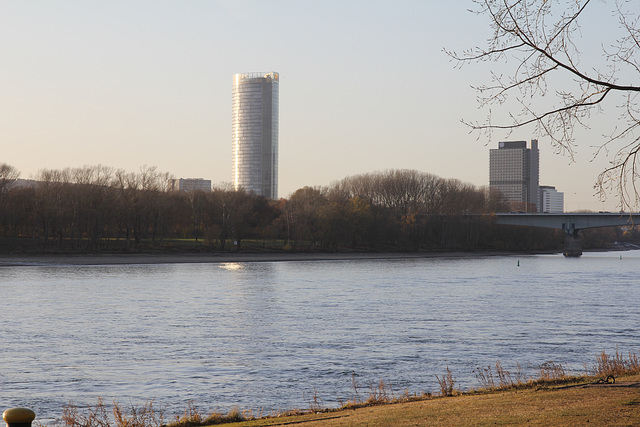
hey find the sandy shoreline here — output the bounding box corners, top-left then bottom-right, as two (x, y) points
(0, 251), (519, 266)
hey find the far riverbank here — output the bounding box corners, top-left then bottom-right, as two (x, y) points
(0, 250), (536, 267)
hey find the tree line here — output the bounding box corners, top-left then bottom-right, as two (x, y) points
(0, 163), (578, 253)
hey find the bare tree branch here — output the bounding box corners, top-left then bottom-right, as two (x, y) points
(449, 0), (640, 209)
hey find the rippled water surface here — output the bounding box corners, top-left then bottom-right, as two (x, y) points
(1, 252), (639, 422)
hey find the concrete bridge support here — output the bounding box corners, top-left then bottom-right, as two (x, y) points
(563, 231), (582, 257)
(494, 213), (640, 257)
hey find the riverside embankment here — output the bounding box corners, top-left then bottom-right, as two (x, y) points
(223, 374), (640, 426)
(0, 250), (518, 266)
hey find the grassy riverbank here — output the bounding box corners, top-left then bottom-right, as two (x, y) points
(221, 374), (640, 426)
(63, 351), (640, 427)
(83, 374), (639, 427)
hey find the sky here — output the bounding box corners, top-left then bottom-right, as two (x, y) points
(0, 0), (631, 211)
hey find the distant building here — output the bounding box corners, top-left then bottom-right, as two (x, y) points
(232, 71), (279, 199)
(540, 185), (564, 213)
(169, 178), (211, 192)
(11, 179), (37, 189)
(489, 140), (540, 212)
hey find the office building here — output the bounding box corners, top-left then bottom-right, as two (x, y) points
(489, 140), (540, 212)
(169, 178), (211, 192)
(232, 71), (279, 199)
(540, 185), (564, 213)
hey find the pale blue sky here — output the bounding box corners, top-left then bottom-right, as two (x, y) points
(0, 0), (626, 210)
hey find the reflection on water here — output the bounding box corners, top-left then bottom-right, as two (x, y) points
(1, 252), (639, 422)
(219, 262), (244, 271)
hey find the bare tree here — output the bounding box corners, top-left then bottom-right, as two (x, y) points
(447, 0), (640, 208)
(0, 163), (20, 194)
(208, 183), (240, 250)
(284, 186), (328, 247)
(185, 189), (207, 242)
(0, 164), (21, 241)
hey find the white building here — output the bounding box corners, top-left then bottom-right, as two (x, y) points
(540, 185), (564, 213)
(232, 72), (279, 199)
(169, 178), (211, 192)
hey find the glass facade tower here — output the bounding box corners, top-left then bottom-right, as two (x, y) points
(232, 72), (279, 199)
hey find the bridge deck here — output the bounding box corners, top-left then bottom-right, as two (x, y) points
(495, 213), (640, 234)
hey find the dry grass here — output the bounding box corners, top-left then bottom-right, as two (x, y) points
(60, 350), (640, 427)
(594, 348), (640, 378)
(474, 361), (528, 389)
(303, 387), (323, 413)
(62, 397), (112, 427)
(62, 398), (164, 427)
(338, 373), (431, 411)
(435, 367), (459, 397)
(538, 360), (567, 382)
(230, 374), (640, 426)
(61, 399), (245, 427)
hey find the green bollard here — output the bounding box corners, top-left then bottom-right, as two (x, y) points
(2, 408), (36, 427)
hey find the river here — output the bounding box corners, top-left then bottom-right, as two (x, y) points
(1, 251), (638, 422)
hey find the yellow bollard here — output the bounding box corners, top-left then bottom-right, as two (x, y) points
(2, 408), (35, 427)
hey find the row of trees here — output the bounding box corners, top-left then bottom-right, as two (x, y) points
(0, 163), (571, 253)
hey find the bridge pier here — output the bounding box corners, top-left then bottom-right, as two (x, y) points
(495, 213), (640, 258)
(563, 231), (582, 257)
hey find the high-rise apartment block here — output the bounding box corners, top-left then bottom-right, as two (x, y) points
(489, 140), (540, 212)
(232, 72), (279, 199)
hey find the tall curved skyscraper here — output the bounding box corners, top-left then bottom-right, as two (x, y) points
(232, 72), (279, 199)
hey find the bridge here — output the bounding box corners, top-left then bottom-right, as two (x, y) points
(495, 213), (640, 256)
